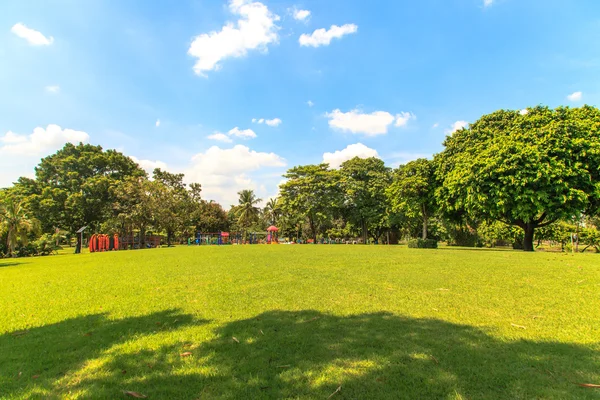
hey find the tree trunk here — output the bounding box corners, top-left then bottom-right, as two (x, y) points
(522, 223), (535, 252)
(422, 216), (428, 240)
(362, 221), (368, 244)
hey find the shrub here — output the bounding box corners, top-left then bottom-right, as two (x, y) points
(407, 239), (438, 249)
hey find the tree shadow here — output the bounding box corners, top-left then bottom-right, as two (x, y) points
(0, 260), (30, 268)
(53, 311), (600, 399)
(0, 309), (207, 399)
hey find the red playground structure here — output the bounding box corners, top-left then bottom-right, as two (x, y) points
(88, 234), (120, 252)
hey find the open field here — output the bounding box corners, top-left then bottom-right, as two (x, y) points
(1, 246), (599, 399)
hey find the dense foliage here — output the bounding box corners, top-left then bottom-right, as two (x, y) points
(2, 105), (600, 256)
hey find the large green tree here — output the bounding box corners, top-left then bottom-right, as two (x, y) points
(387, 158), (437, 239)
(15, 143), (145, 234)
(435, 106), (600, 251)
(339, 157), (391, 243)
(279, 164), (340, 242)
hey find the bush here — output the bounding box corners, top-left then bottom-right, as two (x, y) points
(407, 239), (438, 249)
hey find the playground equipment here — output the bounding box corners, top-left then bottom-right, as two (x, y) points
(195, 232), (232, 245)
(266, 226), (279, 244)
(88, 234), (120, 252)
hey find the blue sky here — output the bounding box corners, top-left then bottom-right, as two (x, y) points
(1, 0), (599, 206)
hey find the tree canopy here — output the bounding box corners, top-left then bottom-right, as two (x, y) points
(435, 105), (600, 251)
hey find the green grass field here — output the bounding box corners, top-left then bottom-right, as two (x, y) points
(1, 245), (599, 399)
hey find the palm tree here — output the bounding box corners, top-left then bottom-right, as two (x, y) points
(0, 197), (38, 257)
(263, 197), (280, 226)
(236, 190), (262, 238)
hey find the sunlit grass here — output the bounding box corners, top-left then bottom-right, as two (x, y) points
(1, 245), (599, 399)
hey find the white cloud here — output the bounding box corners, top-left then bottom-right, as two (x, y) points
(155, 119), (161, 127)
(446, 120), (469, 134)
(323, 143), (379, 169)
(0, 125), (90, 187)
(11, 23), (54, 46)
(45, 85), (60, 93)
(184, 145), (286, 205)
(326, 109), (413, 136)
(299, 24), (357, 47)
(307, 100), (314, 107)
(293, 9), (311, 21)
(187, 0), (280, 76)
(520, 109), (529, 115)
(208, 132), (233, 143)
(129, 156), (168, 175)
(432, 123), (439, 128)
(254, 117), (282, 127)
(228, 127), (257, 139)
(0, 124), (89, 156)
(483, 0), (494, 7)
(394, 112), (416, 127)
(265, 118), (282, 127)
(567, 91), (582, 102)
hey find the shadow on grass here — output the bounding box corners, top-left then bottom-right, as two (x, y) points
(0, 260), (30, 268)
(5, 310), (596, 399)
(0, 309), (206, 399)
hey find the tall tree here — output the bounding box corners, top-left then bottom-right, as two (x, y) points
(263, 197), (280, 226)
(339, 157), (391, 243)
(14, 143), (145, 234)
(387, 159), (437, 239)
(435, 106), (600, 251)
(0, 196), (38, 256)
(151, 169), (191, 246)
(236, 190), (262, 236)
(279, 164), (340, 242)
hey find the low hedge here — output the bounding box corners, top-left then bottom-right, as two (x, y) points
(407, 239), (438, 249)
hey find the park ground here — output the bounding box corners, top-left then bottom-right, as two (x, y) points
(0, 245), (599, 399)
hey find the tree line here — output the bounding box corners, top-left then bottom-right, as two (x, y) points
(1, 105), (599, 256)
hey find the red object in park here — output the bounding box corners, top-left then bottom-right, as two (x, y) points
(221, 232), (230, 237)
(267, 226), (279, 232)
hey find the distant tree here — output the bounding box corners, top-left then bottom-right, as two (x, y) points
(339, 157), (391, 243)
(279, 164), (340, 242)
(0, 196), (39, 256)
(263, 198), (280, 226)
(151, 169), (191, 246)
(236, 190), (262, 237)
(387, 159), (437, 239)
(436, 106), (600, 251)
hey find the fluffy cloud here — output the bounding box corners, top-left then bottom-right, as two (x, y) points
(129, 156), (168, 175)
(520, 109), (529, 115)
(567, 91), (582, 102)
(322, 143), (379, 169)
(394, 112), (416, 127)
(228, 127), (257, 139)
(326, 109), (414, 136)
(11, 23), (54, 46)
(0, 125), (90, 188)
(307, 100), (314, 107)
(208, 132), (233, 143)
(483, 0), (494, 7)
(293, 9), (311, 21)
(0, 124), (89, 156)
(187, 0), (280, 76)
(432, 123), (439, 128)
(446, 120), (469, 134)
(45, 85), (60, 93)
(253, 117), (282, 127)
(184, 145), (286, 205)
(299, 24), (357, 47)
(155, 119), (161, 127)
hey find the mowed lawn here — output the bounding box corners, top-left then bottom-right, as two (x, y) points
(0, 246), (599, 399)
